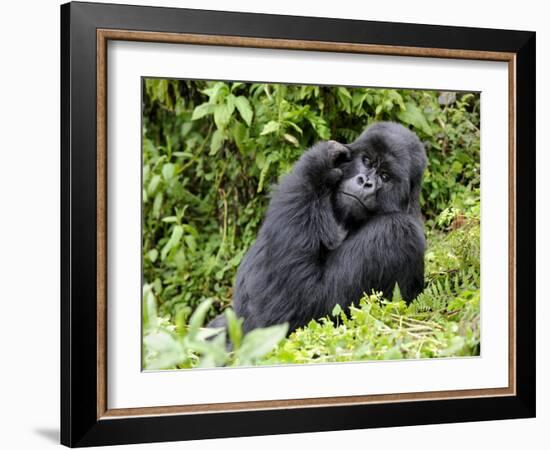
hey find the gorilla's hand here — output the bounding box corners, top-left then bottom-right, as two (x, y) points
(326, 140), (351, 166)
(325, 140), (351, 186)
(296, 140), (351, 192)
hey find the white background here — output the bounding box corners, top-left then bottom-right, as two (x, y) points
(0, 0), (546, 449)
(108, 42), (509, 408)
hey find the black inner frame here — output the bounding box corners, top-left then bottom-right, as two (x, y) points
(61, 2), (536, 447)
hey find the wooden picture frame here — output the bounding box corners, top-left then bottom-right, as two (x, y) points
(61, 1), (535, 447)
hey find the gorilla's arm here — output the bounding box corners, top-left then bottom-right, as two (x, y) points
(231, 141), (350, 332)
(316, 212), (425, 315)
(265, 140), (350, 251)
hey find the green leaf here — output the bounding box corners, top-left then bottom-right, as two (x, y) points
(195, 327), (224, 340)
(187, 299), (213, 339)
(225, 309), (244, 350)
(391, 283), (403, 303)
(214, 102), (235, 130)
(336, 87), (352, 112)
(257, 152), (280, 193)
(331, 304), (342, 317)
(174, 306), (191, 337)
(226, 93), (237, 112)
(143, 138), (156, 155)
(283, 133), (299, 146)
(143, 330), (184, 370)
(235, 96), (253, 126)
(152, 192), (163, 218)
(396, 102), (433, 136)
(147, 249), (158, 263)
(284, 120), (303, 135)
(337, 86), (352, 100)
(147, 174), (161, 195)
(352, 91), (368, 108)
(236, 323), (288, 364)
(260, 120), (280, 136)
(182, 224), (199, 238)
(202, 82), (229, 102)
(183, 235), (196, 251)
(191, 102), (214, 121)
(439, 336), (466, 357)
(162, 163), (175, 181)
(447, 298), (466, 312)
(306, 115), (330, 140)
(382, 346), (403, 360)
(210, 129), (225, 155)
(451, 161), (463, 174)
(142, 285), (157, 330)
(160, 225), (183, 261)
(232, 121), (248, 153)
(231, 82), (244, 92)
(180, 122), (193, 138)
(187, 334), (227, 367)
(255, 152), (266, 169)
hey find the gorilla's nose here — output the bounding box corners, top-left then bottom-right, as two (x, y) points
(355, 174), (374, 189)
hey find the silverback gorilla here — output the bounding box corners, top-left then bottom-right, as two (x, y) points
(210, 122), (427, 334)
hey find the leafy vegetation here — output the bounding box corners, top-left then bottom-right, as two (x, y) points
(142, 79), (480, 369)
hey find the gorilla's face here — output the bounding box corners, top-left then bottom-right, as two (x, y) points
(334, 152), (383, 222)
(333, 123), (425, 226)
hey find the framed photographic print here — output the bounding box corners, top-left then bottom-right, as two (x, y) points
(60, 1), (536, 447)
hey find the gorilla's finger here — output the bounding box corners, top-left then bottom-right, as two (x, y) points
(327, 140), (351, 165)
(326, 168), (344, 186)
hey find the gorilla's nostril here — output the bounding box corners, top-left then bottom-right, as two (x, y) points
(356, 175), (366, 186)
(365, 181), (373, 189)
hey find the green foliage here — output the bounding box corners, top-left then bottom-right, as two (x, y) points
(142, 79), (481, 367)
(143, 286), (288, 370)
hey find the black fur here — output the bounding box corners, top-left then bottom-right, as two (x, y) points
(212, 122), (427, 334)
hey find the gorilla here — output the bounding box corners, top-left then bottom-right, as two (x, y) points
(210, 122), (427, 334)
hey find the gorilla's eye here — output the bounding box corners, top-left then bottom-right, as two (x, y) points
(362, 156), (371, 167)
(380, 172), (390, 182)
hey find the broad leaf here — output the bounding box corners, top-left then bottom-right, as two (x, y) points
(260, 120), (280, 136)
(209, 129), (225, 155)
(143, 330), (183, 370)
(187, 299), (213, 339)
(225, 308), (244, 350)
(160, 225), (183, 261)
(191, 102), (214, 121)
(236, 323), (288, 364)
(396, 102), (433, 136)
(214, 102), (235, 130)
(235, 96), (253, 126)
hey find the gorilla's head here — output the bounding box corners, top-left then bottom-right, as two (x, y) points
(333, 122), (427, 226)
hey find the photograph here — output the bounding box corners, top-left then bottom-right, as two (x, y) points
(141, 79), (481, 370)
(57, 2), (536, 446)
